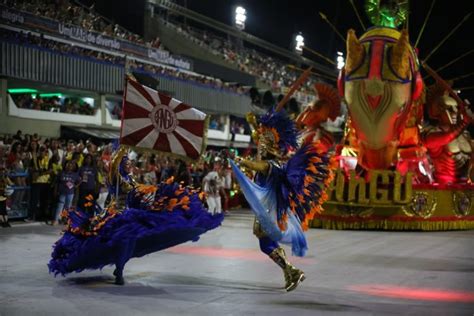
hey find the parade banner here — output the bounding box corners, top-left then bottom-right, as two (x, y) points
(120, 78), (207, 160)
(0, 4), (57, 32)
(0, 5), (192, 70)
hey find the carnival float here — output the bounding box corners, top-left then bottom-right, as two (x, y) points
(308, 0), (474, 230)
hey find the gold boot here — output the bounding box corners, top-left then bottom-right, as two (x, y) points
(284, 265), (306, 292)
(269, 247), (305, 292)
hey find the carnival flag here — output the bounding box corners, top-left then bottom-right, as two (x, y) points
(120, 78), (207, 160)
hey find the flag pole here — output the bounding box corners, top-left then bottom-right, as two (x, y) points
(414, 0), (436, 48)
(275, 66), (313, 112)
(302, 45), (337, 65)
(116, 56), (131, 201)
(318, 12), (346, 43)
(115, 162), (120, 201)
(348, 0), (366, 31)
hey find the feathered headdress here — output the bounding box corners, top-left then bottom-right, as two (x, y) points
(314, 83), (341, 120)
(257, 108), (299, 155)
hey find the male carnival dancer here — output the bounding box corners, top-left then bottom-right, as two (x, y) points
(231, 107), (335, 292)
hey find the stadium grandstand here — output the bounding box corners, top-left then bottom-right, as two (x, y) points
(0, 0), (341, 219)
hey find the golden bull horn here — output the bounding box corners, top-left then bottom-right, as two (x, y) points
(346, 29), (364, 73)
(390, 29), (411, 79)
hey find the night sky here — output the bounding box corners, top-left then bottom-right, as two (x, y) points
(97, 0), (474, 101)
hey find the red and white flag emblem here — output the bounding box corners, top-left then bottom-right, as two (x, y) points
(120, 78), (207, 160)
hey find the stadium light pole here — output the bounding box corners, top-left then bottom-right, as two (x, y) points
(295, 33), (304, 55)
(336, 51), (345, 70)
(235, 6), (247, 31)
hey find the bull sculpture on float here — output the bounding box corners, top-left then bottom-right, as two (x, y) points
(338, 27), (424, 170)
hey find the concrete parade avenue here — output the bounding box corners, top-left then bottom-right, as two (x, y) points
(0, 209), (473, 316)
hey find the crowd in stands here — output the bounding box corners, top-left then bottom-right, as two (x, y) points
(0, 30), (125, 64)
(162, 19), (320, 94)
(230, 120), (248, 135)
(129, 60), (245, 94)
(0, 130), (241, 226)
(2, 0), (161, 49)
(1, 29), (246, 95)
(106, 100), (123, 120)
(3, 0), (321, 97)
(12, 93), (96, 115)
(208, 115), (227, 131)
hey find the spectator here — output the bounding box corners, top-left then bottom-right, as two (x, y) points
(64, 140), (76, 162)
(48, 139), (64, 164)
(77, 154), (98, 213)
(9, 144), (27, 211)
(13, 130), (23, 142)
(72, 143), (84, 167)
(190, 161), (204, 188)
(95, 159), (109, 210)
(101, 144), (112, 169)
(142, 156), (158, 185)
(25, 140), (40, 170)
(32, 133), (40, 143)
(160, 158), (175, 182)
(85, 141), (97, 155)
(53, 161), (80, 225)
(202, 161), (224, 215)
(209, 120), (217, 130)
(0, 166), (14, 227)
(175, 159), (191, 186)
(6, 142), (21, 169)
(30, 146), (51, 221)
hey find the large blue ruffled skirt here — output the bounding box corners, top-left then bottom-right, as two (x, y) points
(48, 203), (223, 276)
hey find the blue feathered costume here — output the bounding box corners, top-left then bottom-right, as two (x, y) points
(48, 148), (223, 285)
(233, 109), (335, 292)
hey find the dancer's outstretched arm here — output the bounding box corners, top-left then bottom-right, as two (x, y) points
(236, 158), (270, 175)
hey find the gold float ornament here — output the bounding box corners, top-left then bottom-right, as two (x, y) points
(402, 192), (437, 219)
(246, 112), (258, 127)
(452, 191), (472, 218)
(328, 169), (413, 205)
(389, 29), (411, 79)
(346, 29), (365, 74)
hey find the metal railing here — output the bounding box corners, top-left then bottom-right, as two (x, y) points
(7, 171), (30, 219)
(6, 186), (29, 219)
(1, 41), (124, 94)
(140, 70), (252, 115)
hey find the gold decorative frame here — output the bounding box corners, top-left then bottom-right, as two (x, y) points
(402, 192), (437, 219)
(453, 191), (472, 218)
